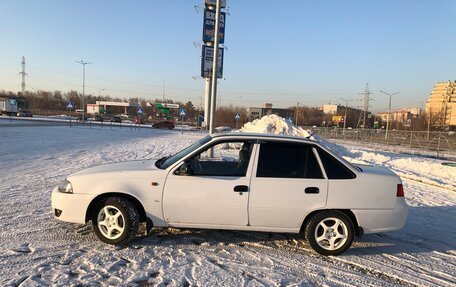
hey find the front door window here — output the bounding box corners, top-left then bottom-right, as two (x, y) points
(188, 141), (253, 177)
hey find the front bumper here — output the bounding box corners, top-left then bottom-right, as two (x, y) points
(51, 186), (94, 224)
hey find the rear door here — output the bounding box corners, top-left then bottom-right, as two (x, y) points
(248, 141), (328, 230)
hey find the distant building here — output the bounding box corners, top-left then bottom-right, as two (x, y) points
(321, 104), (364, 116)
(425, 81), (456, 129)
(247, 103), (293, 121)
(87, 101), (139, 115)
(322, 104), (342, 115)
(321, 104), (367, 127)
(377, 108), (422, 128)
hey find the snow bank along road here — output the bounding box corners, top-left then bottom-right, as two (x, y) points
(0, 123), (455, 286)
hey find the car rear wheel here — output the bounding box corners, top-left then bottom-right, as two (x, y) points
(305, 210), (354, 256)
(92, 197), (139, 245)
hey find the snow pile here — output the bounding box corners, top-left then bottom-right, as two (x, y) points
(240, 114), (310, 138)
(321, 139), (456, 191)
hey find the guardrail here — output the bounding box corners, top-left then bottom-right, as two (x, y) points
(0, 116), (206, 135)
(312, 127), (456, 160)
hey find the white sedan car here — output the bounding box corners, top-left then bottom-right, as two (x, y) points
(52, 133), (408, 255)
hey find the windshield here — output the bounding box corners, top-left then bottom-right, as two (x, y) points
(156, 135), (212, 169)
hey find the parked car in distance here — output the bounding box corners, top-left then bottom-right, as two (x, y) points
(111, 116), (122, 123)
(52, 133), (408, 255)
(135, 117), (144, 125)
(215, 126), (232, 133)
(153, 120), (174, 129)
(76, 115), (88, 121)
(17, 110), (33, 117)
(94, 115), (104, 122)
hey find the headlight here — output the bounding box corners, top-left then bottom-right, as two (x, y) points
(58, 180), (73, 194)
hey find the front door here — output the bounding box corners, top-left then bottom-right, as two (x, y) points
(163, 140), (255, 226)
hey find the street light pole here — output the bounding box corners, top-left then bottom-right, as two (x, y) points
(340, 98), (354, 137)
(380, 91), (400, 141)
(98, 89), (104, 115)
(295, 102), (299, 126)
(75, 60), (93, 121)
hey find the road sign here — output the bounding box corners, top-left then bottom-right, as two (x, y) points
(203, 9), (226, 44)
(179, 108), (187, 117)
(201, 45), (224, 78)
(66, 102), (74, 110)
(235, 113), (241, 129)
(137, 108), (143, 114)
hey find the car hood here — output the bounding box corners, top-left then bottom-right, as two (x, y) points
(70, 159), (159, 177)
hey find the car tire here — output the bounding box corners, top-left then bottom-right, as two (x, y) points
(305, 210), (354, 256)
(92, 197), (139, 245)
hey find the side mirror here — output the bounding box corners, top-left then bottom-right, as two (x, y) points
(175, 162), (193, 176)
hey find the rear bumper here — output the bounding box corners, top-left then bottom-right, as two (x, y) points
(51, 186), (94, 224)
(353, 198), (408, 234)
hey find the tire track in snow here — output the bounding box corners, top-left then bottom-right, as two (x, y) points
(241, 238), (421, 287)
(2, 126), (454, 286)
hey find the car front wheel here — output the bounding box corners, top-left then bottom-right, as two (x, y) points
(305, 211), (354, 256)
(92, 197), (139, 245)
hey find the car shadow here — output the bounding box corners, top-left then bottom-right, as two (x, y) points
(347, 205), (455, 256)
(130, 205), (455, 257)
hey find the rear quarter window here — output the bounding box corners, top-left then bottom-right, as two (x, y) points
(317, 147), (356, 179)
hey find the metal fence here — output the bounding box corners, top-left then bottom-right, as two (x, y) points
(313, 127), (456, 160)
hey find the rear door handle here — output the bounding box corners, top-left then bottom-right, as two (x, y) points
(234, 185), (249, 192)
(305, 187), (319, 194)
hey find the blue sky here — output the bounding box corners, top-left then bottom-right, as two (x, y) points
(0, 0), (455, 112)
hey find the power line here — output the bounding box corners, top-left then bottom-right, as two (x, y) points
(27, 66), (362, 97)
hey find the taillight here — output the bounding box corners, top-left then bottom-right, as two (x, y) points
(397, 184), (404, 197)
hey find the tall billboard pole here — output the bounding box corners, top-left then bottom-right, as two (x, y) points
(204, 77), (212, 128)
(209, 0), (221, 135)
(201, 0), (226, 131)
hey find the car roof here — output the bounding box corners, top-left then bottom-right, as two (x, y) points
(210, 132), (315, 144)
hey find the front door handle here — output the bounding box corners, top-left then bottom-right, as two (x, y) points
(305, 187), (319, 194)
(234, 185), (249, 192)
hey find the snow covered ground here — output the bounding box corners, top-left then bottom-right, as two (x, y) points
(0, 119), (455, 286)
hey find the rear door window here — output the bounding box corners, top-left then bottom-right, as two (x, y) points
(257, 142), (323, 179)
